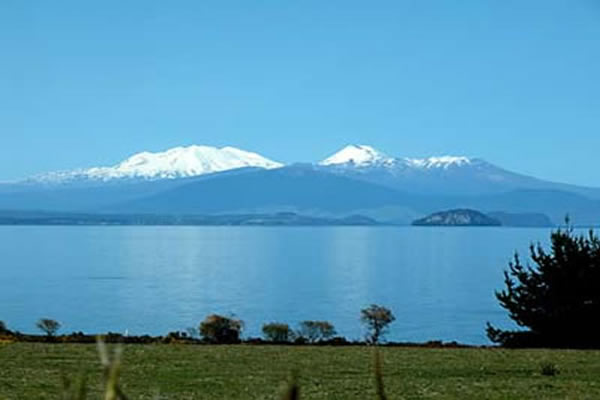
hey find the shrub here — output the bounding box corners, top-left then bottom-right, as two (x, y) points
(360, 305), (395, 344)
(0, 320), (8, 334)
(199, 314), (243, 344)
(262, 322), (294, 342)
(36, 318), (61, 337)
(540, 362), (559, 377)
(163, 331), (189, 344)
(487, 221), (600, 348)
(296, 321), (336, 343)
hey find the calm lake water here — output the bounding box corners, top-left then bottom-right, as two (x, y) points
(0, 226), (556, 344)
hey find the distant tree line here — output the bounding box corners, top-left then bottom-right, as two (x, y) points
(0, 305), (397, 346)
(197, 305), (395, 344)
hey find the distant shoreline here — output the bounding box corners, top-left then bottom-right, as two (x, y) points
(0, 222), (571, 227)
(0, 211), (382, 227)
(0, 222), (585, 228)
(0, 209), (566, 227)
(0, 330), (475, 348)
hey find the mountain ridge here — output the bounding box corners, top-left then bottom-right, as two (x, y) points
(26, 143), (486, 185)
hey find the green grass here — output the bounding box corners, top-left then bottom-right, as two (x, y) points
(1, 343), (600, 399)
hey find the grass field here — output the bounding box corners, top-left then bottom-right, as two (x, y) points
(1, 343), (600, 399)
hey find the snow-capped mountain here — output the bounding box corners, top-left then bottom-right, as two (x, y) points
(317, 144), (594, 196)
(33, 145), (284, 183)
(319, 144), (473, 170)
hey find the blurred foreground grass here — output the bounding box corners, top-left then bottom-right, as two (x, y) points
(1, 343), (600, 399)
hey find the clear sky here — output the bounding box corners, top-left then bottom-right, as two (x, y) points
(1, 0), (599, 185)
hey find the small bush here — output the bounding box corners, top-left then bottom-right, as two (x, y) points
(0, 320), (8, 334)
(262, 322), (294, 342)
(324, 336), (350, 346)
(199, 314), (243, 344)
(540, 362), (559, 376)
(186, 326), (199, 339)
(36, 318), (61, 337)
(297, 321), (336, 343)
(163, 331), (189, 344)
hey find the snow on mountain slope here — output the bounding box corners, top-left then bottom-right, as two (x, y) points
(34, 145), (284, 183)
(405, 156), (472, 169)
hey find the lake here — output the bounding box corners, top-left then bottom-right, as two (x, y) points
(0, 226), (556, 344)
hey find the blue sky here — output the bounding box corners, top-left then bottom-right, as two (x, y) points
(1, 0), (600, 185)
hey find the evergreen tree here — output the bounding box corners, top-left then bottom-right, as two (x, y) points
(488, 222), (600, 347)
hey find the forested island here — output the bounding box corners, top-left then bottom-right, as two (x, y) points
(412, 209), (502, 226)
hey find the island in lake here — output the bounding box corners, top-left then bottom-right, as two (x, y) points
(412, 209), (502, 227)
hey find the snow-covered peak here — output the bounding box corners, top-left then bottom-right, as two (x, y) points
(111, 145), (283, 178)
(34, 145), (284, 183)
(319, 145), (395, 167)
(405, 156), (472, 169)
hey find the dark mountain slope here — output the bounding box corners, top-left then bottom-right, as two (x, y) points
(0, 167), (262, 212)
(111, 165), (418, 215)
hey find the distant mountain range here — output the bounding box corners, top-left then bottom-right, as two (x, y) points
(1, 144), (600, 226)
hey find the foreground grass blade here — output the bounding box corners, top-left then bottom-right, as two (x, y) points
(61, 374), (87, 400)
(280, 372), (300, 400)
(374, 348), (388, 400)
(55, 343), (394, 399)
(97, 338), (128, 400)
